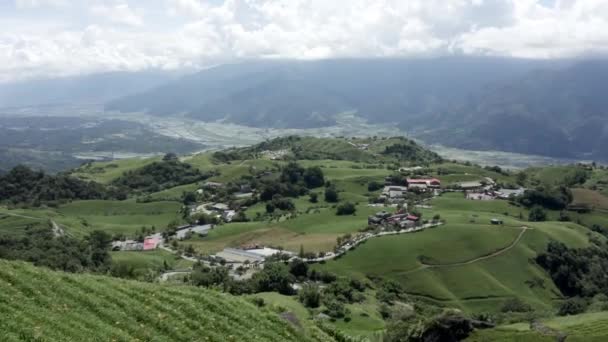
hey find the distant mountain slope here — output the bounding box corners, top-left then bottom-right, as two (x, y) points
(0, 260), (331, 342)
(421, 60), (608, 160)
(106, 58), (547, 128)
(105, 58), (608, 160)
(0, 71), (178, 108)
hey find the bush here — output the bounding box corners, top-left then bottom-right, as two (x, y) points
(558, 297), (587, 316)
(336, 202), (356, 216)
(501, 298), (533, 313)
(367, 181), (383, 192)
(528, 206), (547, 222)
(299, 284), (321, 308)
(324, 187), (339, 203)
(309, 192), (318, 203)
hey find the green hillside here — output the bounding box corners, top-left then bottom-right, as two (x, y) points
(0, 259), (333, 342)
(318, 192), (595, 313)
(467, 311), (608, 342)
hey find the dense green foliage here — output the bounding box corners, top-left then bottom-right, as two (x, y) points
(517, 186), (573, 210)
(260, 162), (325, 201)
(0, 224), (112, 273)
(0, 165), (118, 205)
(536, 240), (608, 298)
(336, 202), (356, 216)
(382, 141), (442, 164)
(112, 159), (213, 192)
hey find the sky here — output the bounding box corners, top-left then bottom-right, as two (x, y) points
(1, 0), (608, 82)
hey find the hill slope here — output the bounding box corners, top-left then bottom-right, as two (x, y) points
(106, 57), (546, 129)
(0, 260), (332, 342)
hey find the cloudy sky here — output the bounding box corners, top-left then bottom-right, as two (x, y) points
(1, 0), (607, 82)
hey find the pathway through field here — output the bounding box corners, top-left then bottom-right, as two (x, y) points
(404, 226), (531, 274)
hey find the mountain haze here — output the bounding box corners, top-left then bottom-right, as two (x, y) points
(0, 71), (178, 108)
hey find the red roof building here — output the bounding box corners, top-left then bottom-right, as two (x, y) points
(143, 237), (161, 251)
(406, 215), (420, 221)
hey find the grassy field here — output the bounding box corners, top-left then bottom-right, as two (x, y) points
(71, 157), (161, 184)
(54, 200), (182, 237)
(111, 250), (194, 271)
(467, 311), (608, 341)
(0, 260), (332, 342)
(317, 192), (593, 313)
(250, 291), (385, 340)
(571, 188), (608, 211)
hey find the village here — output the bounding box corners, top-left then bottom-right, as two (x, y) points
(111, 166), (527, 282)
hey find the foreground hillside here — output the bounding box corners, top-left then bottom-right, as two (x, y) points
(0, 260), (332, 342)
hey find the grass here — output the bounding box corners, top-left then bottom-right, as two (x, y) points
(0, 260), (332, 342)
(318, 192), (592, 314)
(571, 188), (608, 211)
(111, 250), (194, 271)
(54, 200), (182, 237)
(468, 311), (608, 342)
(72, 157), (161, 184)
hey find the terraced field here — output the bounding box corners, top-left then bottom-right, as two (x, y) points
(467, 312), (608, 342)
(0, 260), (333, 342)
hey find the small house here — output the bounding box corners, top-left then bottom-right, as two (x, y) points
(491, 218), (503, 225)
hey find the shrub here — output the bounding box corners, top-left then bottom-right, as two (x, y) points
(528, 206), (547, 222)
(336, 202), (356, 216)
(558, 297), (587, 316)
(324, 187), (339, 203)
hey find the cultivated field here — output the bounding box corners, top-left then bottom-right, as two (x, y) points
(0, 260), (332, 342)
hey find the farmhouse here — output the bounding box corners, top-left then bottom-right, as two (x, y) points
(216, 248), (266, 264)
(111, 240), (143, 251)
(496, 188), (526, 199)
(381, 185), (408, 202)
(406, 178), (441, 188)
(457, 181), (484, 190)
(143, 236), (162, 251)
(175, 224), (213, 240)
(210, 203), (229, 211)
(491, 218), (504, 225)
(203, 181), (224, 189)
(466, 192), (495, 201)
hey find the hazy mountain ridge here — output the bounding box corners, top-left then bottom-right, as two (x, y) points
(0, 71), (178, 108)
(106, 58), (549, 128)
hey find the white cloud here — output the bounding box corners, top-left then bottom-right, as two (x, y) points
(2, 0), (608, 82)
(15, 0), (67, 9)
(91, 2), (144, 27)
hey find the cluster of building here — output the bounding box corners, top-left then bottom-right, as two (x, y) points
(214, 246), (292, 265)
(368, 210), (421, 230)
(377, 177), (442, 203)
(111, 233), (163, 251)
(406, 178), (441, 191)
(465, 188), (526, 201)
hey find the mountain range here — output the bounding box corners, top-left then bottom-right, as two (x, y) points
(1, 57), (606, 161)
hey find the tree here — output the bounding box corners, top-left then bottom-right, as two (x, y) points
(324, 187), (339, 203)
(252, 262), (295, 295)
(367, 181), (383, 192)
(162, 152), (178, 161)
(336, 202), (356, 216)
(303, 167), (325, 188)
(182, 191), (197, 205)
(528, 206), (547, 222)
(309, 192), (318, 203)
(289, 259), (309, 278)
(299, 284), (321, 308)
(558, 297), (587, 316)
